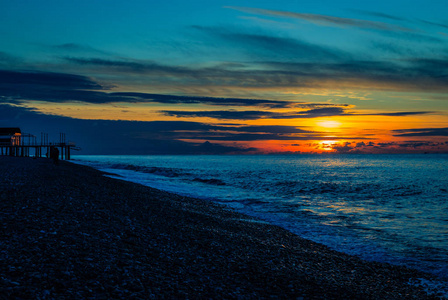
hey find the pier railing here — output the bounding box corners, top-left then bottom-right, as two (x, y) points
(0, 132), (79, 160)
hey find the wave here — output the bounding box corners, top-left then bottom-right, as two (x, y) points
(108, 163), (189, 178)
(192, 178), (226, 186)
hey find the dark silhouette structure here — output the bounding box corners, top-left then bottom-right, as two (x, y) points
(0, 127), (21, 144)
(0, 128), (79, 160)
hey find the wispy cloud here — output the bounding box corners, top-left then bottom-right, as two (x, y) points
(370, 111), (433, 116)
(191, 26), (348, 61)
(64, 57), (193, 74)
(63, 54), (448, 92)
(52, 43), (110, 55)
(417, 19), (448, 30)
(0, 52), (21, 65)
(111, 92), (295, 108)
(161, 108), (432, 120)
(351, 10), (406, 22)
(393, 127), (448, 137)
(161, 107), (347, 120)
(5, 47), (448, 109)
(225, 6), (413, 32)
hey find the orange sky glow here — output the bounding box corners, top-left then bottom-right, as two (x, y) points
(1, 1), (447, 154)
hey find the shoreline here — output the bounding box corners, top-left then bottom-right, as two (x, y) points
(0, 156), (442, 298)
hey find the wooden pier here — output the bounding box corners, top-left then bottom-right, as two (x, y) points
(0, 129), (79, 160)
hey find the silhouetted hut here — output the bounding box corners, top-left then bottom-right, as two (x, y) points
(0, 127), (22, 156)
(0, 127), (21, 146)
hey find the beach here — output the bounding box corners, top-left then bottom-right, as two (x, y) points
(0, 156), (440, 299)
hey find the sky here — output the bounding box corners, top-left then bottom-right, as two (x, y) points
(1, 0), (447, 154)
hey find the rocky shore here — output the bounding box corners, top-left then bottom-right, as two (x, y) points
(0, 156), (441, 299)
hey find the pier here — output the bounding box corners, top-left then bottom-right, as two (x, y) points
(0, 128), (79, 160)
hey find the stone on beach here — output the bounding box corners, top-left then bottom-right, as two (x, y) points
(0, 156), (440, 299)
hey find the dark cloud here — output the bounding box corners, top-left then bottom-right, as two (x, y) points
(63, 53), (448, 92)
(0, 70), (114, 104)
(0, 69), (104, 90)
(226, 6), (413, 32)
(369, 111), (433, 116)
(161, 107), (346, 120)
(227, 125), (311, 134)
(0, 69), (297, 108)
(161, 110), (275, 120)
(262, 59), (448, 91)
(111, 92), (294, 108)
(161, 107), (431, 120)
(397, 142), (440, 148)
(329, 140), (447, 153)
(393, 127), (448, 137)
(332, 142), (354, 153)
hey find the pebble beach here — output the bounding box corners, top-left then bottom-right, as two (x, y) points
(0, 156), (441, 299)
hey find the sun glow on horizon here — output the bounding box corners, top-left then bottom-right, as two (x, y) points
(321, 140), (338, 151)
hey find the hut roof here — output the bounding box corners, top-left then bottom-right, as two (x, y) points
(0, 128), (21, 135)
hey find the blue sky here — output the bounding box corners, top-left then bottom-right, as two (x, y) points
(1, 0), (447, 154)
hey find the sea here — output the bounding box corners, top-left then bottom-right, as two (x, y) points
(72, 154), (448, 295)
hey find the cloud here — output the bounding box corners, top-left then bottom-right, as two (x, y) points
(64, 55), (448, 92)
(4, 51), (448, 109)
(0, 104), (340, 153)
(161, 107), (346, 120)
(262, 60), (448, 91)
(161, 107), (431, 120)
(0, 104), (256, 154)
(332, 142), (353, 153)
(351, 10), (406, 22)
(52, 43), (110, 55)
(0, 52), (21, 66)
(62, 45), (448, 92)
(225, 6), (413, 32)
(417, 19), (448, 30)
(227, 125), (311, 134)
(65, 57), (192, 74)
(0, 69), (299, 108)
(6, 103), (438, 154)
(368, 111), (433, 116)
(191, 26), (347, 61)
(329, 140), (447, 153)
(161, 110), (276, 120)
(110, 92), (295, 108)
(0, 69), (104, 90)
(393, 127), (448, 137)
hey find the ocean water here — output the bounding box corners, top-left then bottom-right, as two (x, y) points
(73, 154), (448, 290)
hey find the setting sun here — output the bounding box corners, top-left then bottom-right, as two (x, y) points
(321, 140), (338, 151)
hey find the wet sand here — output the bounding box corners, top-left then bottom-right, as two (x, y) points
(0, 156), (439, 299)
